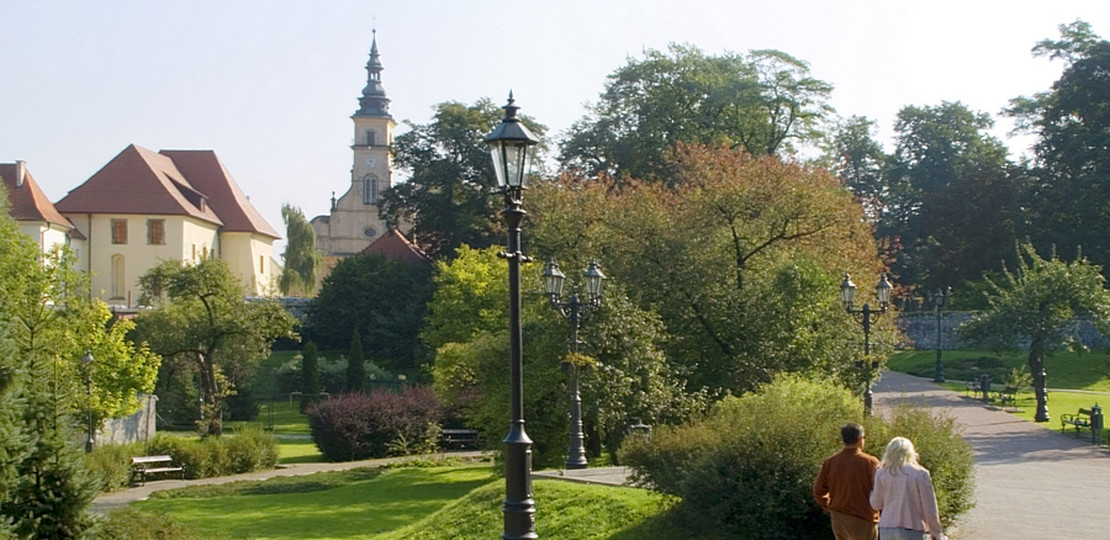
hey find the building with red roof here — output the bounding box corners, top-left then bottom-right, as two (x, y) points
(1, 160), (83, 259)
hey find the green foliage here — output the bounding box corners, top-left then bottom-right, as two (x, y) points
(300, 342), (321, 411)
(133, 258), (295, 435)
(531, 148), (890, 396)
(302, 253), (433, 371)
(428, 247), (696, 468)
(145, 428), (278, 479)
(622, 375), (975, 538)
(1009, 22), (1110, 270)
(560, 43), (834, 182)
(95, 508), (201, 540)
(869, 406), (976, 529)
(85, 441), (146, 492)
(959, 244), (1110, 419)
(379, 99), (547, 258)
(347, 328), (366, 393)
(279, 203), (321, 296)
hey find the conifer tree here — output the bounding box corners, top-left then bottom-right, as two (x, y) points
(347, 329), (366, 393)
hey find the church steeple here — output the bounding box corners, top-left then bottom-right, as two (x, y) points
(356, 29), (391, 117)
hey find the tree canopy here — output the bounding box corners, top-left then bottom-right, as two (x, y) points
(378, 99), (547, 259)
(132, 258), (294, 435)
(280, 203), (321, 296)
(959, 244), (1110, 422)
(559, 44), (834, 182)
(302, 253), (433, 371)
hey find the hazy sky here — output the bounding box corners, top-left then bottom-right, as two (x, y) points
(2, 1), (1107, 254)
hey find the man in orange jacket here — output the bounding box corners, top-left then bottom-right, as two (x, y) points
(813, 423), (880, 540)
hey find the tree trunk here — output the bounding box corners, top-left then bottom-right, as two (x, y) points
(1029, 341), (1049, 422)
(200, 352), (222, 436)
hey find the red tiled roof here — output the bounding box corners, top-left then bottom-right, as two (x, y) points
(55, 144), (224, 226)
(1, 162), (75, 228)
(361, 229), (429, 265)
(159, 150), (280, 239)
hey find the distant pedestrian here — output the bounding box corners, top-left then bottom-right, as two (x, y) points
(869, 437), (947, 540)
(814, 422), (880, 540)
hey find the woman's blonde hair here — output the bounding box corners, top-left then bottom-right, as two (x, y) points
(879, 436), (921, 474)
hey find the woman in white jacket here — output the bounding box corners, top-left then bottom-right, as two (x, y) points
(869, 437), (947, 540)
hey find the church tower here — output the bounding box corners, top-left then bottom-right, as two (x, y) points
(312, 30), (396, 257)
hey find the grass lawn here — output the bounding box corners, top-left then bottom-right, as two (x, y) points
(132, 464), (686, 540)
(887, 349), (1110, 434)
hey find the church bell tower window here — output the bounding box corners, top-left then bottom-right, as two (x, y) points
(363, 175), (378, 204)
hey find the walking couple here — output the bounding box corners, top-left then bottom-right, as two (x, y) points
(813, 423), (948, 540)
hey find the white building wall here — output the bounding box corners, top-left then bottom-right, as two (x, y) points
(221, 231), (276, 295)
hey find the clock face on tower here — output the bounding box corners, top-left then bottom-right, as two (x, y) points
(365, 158), (376, 167)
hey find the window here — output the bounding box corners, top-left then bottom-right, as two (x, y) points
(363, 175), (378, 205)
(147, 219), (165, 245)
(202, 246), (209, 259)
(111, 219), (128, 244)
(365, 131), (376, 146)
(192, 244), (197, 261)
(110, 254), (125, 299)
(259, 256), (265, 273)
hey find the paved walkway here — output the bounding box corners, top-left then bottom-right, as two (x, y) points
(873, 371), (1110, 540)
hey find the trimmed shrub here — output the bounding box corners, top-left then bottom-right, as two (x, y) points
(307, 387), (442, 462)
(621, 375), (974, 539)
(145, 429), (278, 480)
(85, 442), (146, 492)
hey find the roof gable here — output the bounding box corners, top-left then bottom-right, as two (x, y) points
(361, 229), (429, 265)
(1, 162), (74, 228)
(55, 144), (223, 226)
(159, 150), (280, 239)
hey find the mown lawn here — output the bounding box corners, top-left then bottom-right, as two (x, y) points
(132, 465), (686, 540)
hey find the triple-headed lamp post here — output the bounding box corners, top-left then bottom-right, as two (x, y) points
(485, 92), (540, 540)
(542, 259), (605, 470)
(840, 273), (893, 415)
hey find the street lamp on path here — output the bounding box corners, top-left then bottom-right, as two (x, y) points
(840, 273), (892, 415)
(82, 350), (95, 453)
(485, 92), (540, 540)
(933, 287), (951, 383)
(542, 258), (605, 470)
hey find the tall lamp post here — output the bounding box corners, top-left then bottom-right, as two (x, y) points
(933, 287), (950, 383)
(840, 273), (893, 415)
(542, 258), (605, 470)
(82, 350), (95, 453)
(485, 92), (540, 540)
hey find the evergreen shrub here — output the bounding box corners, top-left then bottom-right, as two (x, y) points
(145, 428), (278, 479)
(621, 375), (974, 539)
(307, 387), (442, 461)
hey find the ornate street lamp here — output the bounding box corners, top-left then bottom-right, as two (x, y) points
(542, 258), (605, 470)
(82, 350), (95, 453)
(933, 287), (951, 383)
(840, 273), (892, 415)
(485, 92), (540, 540)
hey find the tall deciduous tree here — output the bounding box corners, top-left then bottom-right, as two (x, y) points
(133, 258), (295, 435)
(1008, 21), (1110, 269)
(560, 44), (834, 182)
(828, 115), (888, 223)
(880, 101), (1016, 292)
(302, 253), (433, 371)
(280, 203), (321, 296)
(531, 145), (892, 397)
(959, 244), (1110, 422)
(378, 99), (546, 259)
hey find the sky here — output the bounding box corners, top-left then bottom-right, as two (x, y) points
(2, 1), (1108, 255)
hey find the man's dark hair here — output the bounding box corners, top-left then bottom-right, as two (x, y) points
(841, 423), (865, 445)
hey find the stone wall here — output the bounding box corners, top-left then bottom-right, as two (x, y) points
(99, 393), (157, 445)
(897, 312), (1110, 350)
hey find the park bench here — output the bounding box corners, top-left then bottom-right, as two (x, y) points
(130, 455), (185, 486)
(964, 379), (981, 396)
(441, 428), (479, 450)
(1060, 408), (1094, 438)
(994, 386), (1017, 408)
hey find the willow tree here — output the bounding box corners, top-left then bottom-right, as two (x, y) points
(280, 203), (321, 296)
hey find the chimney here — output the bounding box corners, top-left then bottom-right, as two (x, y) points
(15, 160), (26, 188)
